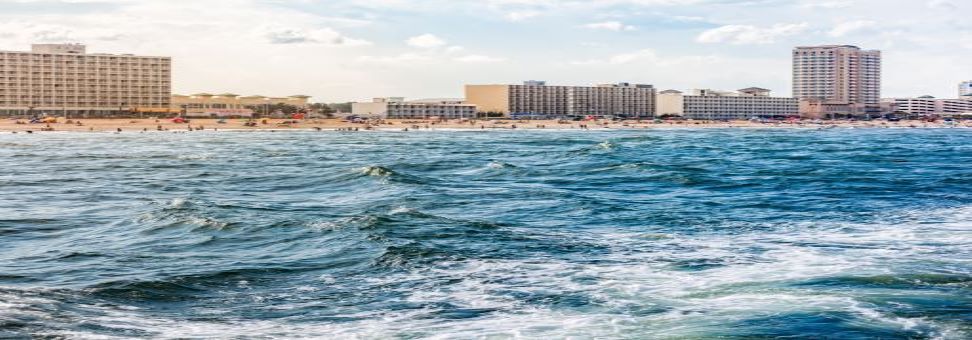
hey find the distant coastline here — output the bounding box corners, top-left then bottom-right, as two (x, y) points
(1, 118), (968, 133)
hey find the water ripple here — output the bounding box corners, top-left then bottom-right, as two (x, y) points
(0, 129), (970, 338)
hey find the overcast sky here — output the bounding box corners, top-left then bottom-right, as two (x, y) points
(1, 0), (968, 102)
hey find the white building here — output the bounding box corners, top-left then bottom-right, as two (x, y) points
(657, 88), (798, 120)
(883, 96), (972, 116)
(352, 97), (477, 119)
(960, 81), (972, 97)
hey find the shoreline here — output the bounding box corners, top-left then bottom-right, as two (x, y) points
(1, 118), (969, 133)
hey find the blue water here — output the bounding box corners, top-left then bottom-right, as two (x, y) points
(1, 128), (970, 339)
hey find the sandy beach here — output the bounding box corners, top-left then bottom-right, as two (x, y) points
(0, 118), (967, 133)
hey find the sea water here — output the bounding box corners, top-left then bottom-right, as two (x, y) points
(0, 129), (970, 338)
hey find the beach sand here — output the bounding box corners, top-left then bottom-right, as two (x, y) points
(0, 118), (965, 133)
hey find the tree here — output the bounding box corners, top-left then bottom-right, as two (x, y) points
(309, 103), (334, 114)
(245, 103), (302, 117)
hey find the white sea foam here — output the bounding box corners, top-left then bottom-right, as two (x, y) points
(9, 206), (972, 339)
(389, 206), (413, 215)
(167, 197), (187, 208)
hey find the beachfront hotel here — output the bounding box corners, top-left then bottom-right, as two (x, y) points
(0, 43), (171, 117)
(793, 45), (881, 117)
(465, 81), (656, 118)
(657, 87), (799, 120)
(883, 96), (972, 116)
(351, 97), (477, 119)
(960, 81), (972, 97)
(171, 93), (310, 118)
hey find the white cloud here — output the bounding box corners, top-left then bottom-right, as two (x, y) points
(356, 53), (433, 65)
(505, 11), (540, 21)
(801, 1), (854, 9)
(406, 33), (447, 48)
(696, 23), (808, 44)
(358, 52), (506, 65)
(0, 21), (125, 43)
(927, 0), (957, 10)
(828, 20), (876, 37)
(264, 27), (370, 46)
(582, 21), (636, 31)
(570, 49), (719, 66)
(607, 49), (659, 64)
(454, 54), (506, 63)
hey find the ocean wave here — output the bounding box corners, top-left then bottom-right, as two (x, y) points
(1, 130), (971, 338)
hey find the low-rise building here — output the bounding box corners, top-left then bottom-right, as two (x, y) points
(351, 97), (477, 119)
(882, 96), (972, 116)
(657, 88), (798, 119)
(171, 93), (310, 117)
(960, 81), (972, 97)
(465, 81), (655, 118)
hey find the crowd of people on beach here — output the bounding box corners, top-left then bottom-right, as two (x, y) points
(3, 115), (971, 134)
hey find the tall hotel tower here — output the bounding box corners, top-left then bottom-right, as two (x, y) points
(0, 44), (171, 117)
(793, 45), (881, 116)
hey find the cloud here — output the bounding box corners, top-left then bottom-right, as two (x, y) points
(0, 21), (124, 43)
(358, 52), (506, 65)
(264, 27), (370, 46)
(356, 53), (433, 65)
(406, 33), (447, 48)
(582, 21), (636, 31)
(828, 20), (876, 37)
(568, 48), (719, 66)
(801, 1), (854, 9)
(696, 23), (808, 44)
(454, 54), (506, 63)
(505, 11), (540, 21)
(927, 0), (957, 10)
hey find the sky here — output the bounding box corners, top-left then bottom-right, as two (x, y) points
(0, 0), (969, 102)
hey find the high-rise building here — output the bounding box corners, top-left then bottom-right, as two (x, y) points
(0, 43), (171, 117)
(793, 45), (881, 117)
(465, 81), (655, 118)
(960, 81), (972, 98)
(656, 87), (798, 120)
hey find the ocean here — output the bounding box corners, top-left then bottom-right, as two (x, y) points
(1, 128), (970, 339)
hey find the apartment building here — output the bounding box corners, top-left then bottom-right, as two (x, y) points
(793, 45), (881, 117)
(171, 93), (310, 117)
(0, 43), (171, 116)
(882, 96), (972, 116)
(657, 87), (798, 119)
(465, 81), (655, 118)
(960, 81), (972, 97)
(351, 97), (477, 119)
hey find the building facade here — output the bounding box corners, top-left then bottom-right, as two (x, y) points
(793, 45), (881, 117)
(882, 96), (972, 116)
(465, 81), (655, 118)
(0, 43), (171, 116)
(657, 87), (798, 120)
(351, 97), (477, 119)
(960, 81), (972, 97)
(171, 93), (310, 117)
